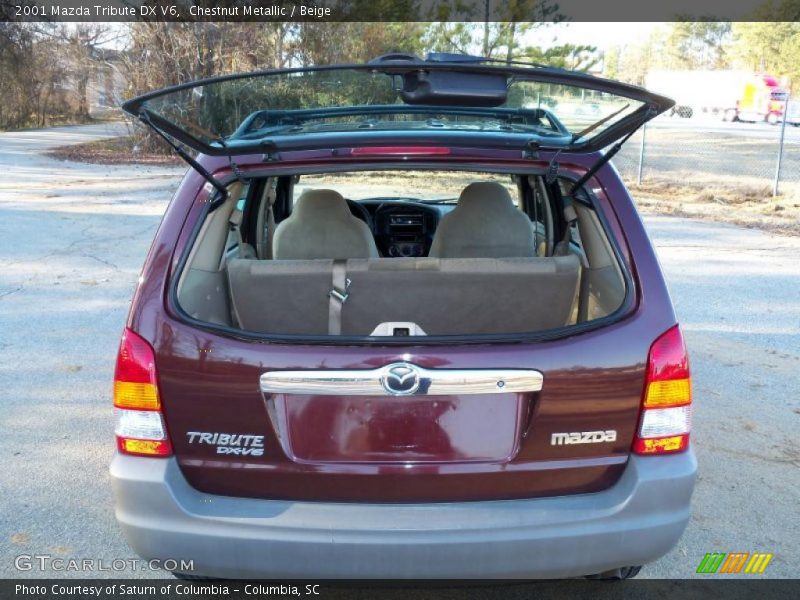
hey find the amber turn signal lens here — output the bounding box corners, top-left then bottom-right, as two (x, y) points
(113, 381), (160, 410)
(644, 378), (691, 408)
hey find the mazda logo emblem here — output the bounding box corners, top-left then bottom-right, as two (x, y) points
(381, 363), (421, 395)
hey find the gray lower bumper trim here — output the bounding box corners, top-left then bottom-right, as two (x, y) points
(110, 450), (696, 579)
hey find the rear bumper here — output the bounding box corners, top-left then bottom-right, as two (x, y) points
(110, 450), (696, 579)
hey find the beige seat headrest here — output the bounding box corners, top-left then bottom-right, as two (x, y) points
(292, 189), (354, 219)
(428, 181), (536, 258)
(272, 189), (379, 260)
(457, 181), (517, 212)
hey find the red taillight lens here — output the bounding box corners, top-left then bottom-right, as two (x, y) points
(114, 328), (160, 410)
(113, 328), (171, 457)
(634, 325), (692, 455)
(645, 325), (690, 400)
(633, 434), (689, 454)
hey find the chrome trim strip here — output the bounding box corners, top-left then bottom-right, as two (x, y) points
(260, 362), (543, 396)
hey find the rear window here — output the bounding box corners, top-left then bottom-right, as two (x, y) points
(131, 66), (650, 153)
(294, 171), (517, 204)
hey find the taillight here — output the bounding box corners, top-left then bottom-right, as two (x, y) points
(113, 328), (171, 457)
(633, 325), (692, 455)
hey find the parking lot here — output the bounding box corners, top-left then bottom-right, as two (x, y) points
(1, 124), (798, 580)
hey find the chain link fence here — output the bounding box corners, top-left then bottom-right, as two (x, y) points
(612, 117), (800, 199)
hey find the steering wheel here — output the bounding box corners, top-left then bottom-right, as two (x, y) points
(346, 199), (374, 231)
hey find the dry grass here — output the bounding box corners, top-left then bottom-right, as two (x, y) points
(45, 136), (182, 166)
(627, 180), (800, 235)
(300, 170), (517, 199)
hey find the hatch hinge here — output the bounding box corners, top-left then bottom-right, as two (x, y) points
(137, 110), (228, 199)
(218, 139), (246, 184)
(545, 149), (562, 184)
(523, 140), (540, 160)
(261, 140), (280, 162)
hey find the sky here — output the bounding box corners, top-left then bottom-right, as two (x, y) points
(526, 22), (661, 51)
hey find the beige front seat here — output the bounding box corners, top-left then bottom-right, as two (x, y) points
(429, 182), (536, 258)
(272, 189), (378, 260)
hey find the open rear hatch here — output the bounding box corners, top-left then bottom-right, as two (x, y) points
(122, 53), (674, 161)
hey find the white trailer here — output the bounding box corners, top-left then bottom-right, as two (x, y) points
(645, 70), (752, 119)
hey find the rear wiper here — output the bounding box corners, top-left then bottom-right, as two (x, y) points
(570, 103), (630, 143)
(138, 110), (228, 199)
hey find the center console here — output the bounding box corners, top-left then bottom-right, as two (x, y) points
(374, 206), (437, 257)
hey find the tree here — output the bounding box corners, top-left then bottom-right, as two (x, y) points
(604, 22), (732, 86)
(422, 11), (600, 73)
(291, 22), (425, 66)
(53, 25), (120, 120)
(602, 38), (656, 86)
(731, 22), (800, 90)
(661, 21), (732, 70)
(603, 45), (621, 80)
(423, 0), (563, 64)
(0, 23), (78, 129)
(519, 44), (600, 71)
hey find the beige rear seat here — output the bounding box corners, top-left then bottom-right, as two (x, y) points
(227, 256), (581, 336)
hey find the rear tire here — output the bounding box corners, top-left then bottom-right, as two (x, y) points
(723, 109), (738, 122)
(585, 565), (643, 580)
(766, 112), (779, 125)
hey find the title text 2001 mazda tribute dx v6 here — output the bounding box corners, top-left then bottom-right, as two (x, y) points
(110, 54), (696, 579)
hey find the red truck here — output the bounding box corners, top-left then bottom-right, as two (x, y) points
(730, 74), (789, 124)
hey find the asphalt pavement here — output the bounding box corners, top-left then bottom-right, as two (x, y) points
(0, 124), (798, 581)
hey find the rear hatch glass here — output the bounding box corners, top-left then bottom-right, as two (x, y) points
(123, 59), (673, 156)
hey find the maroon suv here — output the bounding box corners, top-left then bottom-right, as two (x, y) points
(110, 54), (696, 579)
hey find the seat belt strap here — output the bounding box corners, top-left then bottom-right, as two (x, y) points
(265, 184), (277, 259)
(577, 266), (590, 323)
(552, 182), (578, 257)
(328, 260), (350, 335)
(228, 210), (245, 257)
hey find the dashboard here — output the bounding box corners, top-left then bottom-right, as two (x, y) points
(351, 198), (454, 257)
